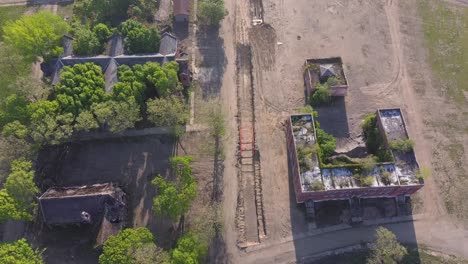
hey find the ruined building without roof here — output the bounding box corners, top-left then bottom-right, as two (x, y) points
(287, 109), (423, 206)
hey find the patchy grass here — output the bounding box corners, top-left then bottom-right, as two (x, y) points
(419, 0), (468, 103)
(0, 5), (26, 38)
(314, 246), (468, 264)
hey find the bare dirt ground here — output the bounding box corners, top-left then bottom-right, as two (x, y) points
(217, 0), (468, 262)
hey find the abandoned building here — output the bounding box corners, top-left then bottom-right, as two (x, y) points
(286, 109), (423, 219)
(304, 57), (349, 97)
(173, 0), (190, 22)
(48, 32), (192, 92)
(38, 183), (127, 245)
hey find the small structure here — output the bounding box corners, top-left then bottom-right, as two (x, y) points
(173, 0), (190, 22)
(39, 183), (127, 246)
(304, 57), (349, 97)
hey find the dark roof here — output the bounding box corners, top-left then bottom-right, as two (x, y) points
(39, 183), (125, 225)
(159, 32), (178, 56)
(104, 59), (119, 93)
(173, 0), (190, 16)
(62, 36), (73, 57)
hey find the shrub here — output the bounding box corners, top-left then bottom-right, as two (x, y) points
(390, 138), (414, 153)
(360, 156), (377, 173)
(198, 0), (227, 26)
(309, 180), (325, 191)
(381, 170), (392, 186)
(296, 105), (318, 118)
(316, 127), (336, 158)
(118, 19), (160, 54)
(309, 83), (331, 106)
(415, 167), (430, 180)
(354, 175), (374, 187)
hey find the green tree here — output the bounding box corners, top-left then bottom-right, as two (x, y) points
(93, 23), (112, 43)
(0, 43), (30, 101)
(0, 190), (32, 222)
(389, 138), (414, 153)
(152, 156), (197, 221)
(118, 20), (160, 54)
(0, 94), (29, 128)
(198, 0), (227, 26)
(2, 11), (70, 61)
(55, 63), (107, 115)
(367, 227), (408, 264)
(99, 227), (160, 264)
(127, 0), (159, 22)
(74, 0), (132, 26)
(72, 23), (102, 56)
(29, 112), (75, 145)
(92, 99), (141, 133)
(310, 83), (331, 106)
(146, 96), (188, 127)
(113, 65), (146, 107)
(171, 232), (208, 264)
(2, 121), (28, 139)
(4, 159), (38, 214)
(0, 239), (44, 264)
(74, 110), (99, 132)
(133, 243), (170, 264)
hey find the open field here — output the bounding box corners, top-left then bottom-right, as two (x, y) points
(417, 0), (468, 223)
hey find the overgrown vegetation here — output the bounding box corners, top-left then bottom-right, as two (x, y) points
(71, 22), (111, 56)
(390, 138), (414, 153)
(361, 113), (394, 162)
(152, 156), (197, 221)
(0, 239), (44, 264)
(315, 124), (337, 160)
(3, 11), (69, 62)
(118, 19), (160, 54)
(198, 0), (228, 26)
(99, 227), (168, 264)
(310, 82), (331, 106)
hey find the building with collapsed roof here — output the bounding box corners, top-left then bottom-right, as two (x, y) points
(38, 183), (127, 246)
(304, 57), (349, 97)
(286, 109), (423, 218)
(48, 32), (188, 93)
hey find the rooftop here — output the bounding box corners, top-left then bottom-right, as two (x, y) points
(39, 183), (126, 225)
(173, 0), (190, 16)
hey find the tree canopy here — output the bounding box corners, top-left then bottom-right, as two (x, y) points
(152, 156), (197, 220)
(198, 0), (227, 26)
(92, 98), (141, 133)
(119, 20), (160, 54)
(171, 232), (208, 264)
(0, 158), (38, 222)
(146, 96), (188, 128)
(2, 11), (69, 61)
(72, 23), (102, 56)
(0, 239), (44, 264)
(367, 227), (408, 264)
(99, 227), (165, 264)
(55, 63), (107, 115)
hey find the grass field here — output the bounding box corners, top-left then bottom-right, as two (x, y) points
(0, 5), (26, 38)
(419, 0), (468, 104)
(315, 245), (468, 264)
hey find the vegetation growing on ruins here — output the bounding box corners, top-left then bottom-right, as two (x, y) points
(309, 82), (331, 106)
(390, 138), (414, 153)
(361, 113), (394, 163)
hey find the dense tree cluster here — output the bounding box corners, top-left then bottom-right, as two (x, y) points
(118, 19), (160, 54)
(0, 239), (44, 264)
(0, 158), (38, 222)
(72, 23), (112, 56)
(171, 232), (208, 264)
(152, 156), (197, 221)
(74, 0), (159, 26)
(99, 227), (168, 264)
(2, 11), (69, 62)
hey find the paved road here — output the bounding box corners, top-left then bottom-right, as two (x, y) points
(241, 217), (468, 263)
